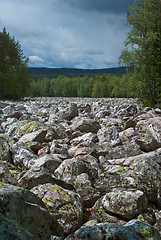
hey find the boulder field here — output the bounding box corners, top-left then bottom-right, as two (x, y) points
(0, 97), (161, 240)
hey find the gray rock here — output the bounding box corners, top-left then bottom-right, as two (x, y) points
(19, 129), (47, 144)
(54, 158), (86, 184)
(18, 167), (74, 190)
(0, 134), (12, 162)
(102, 189), (148, 219)
(70, 132), (98, 146)
(65, 222), (121, 240)
(72, 118), (101, 133)
(74, 173), (100, 207)
(0, 183), (63, 239)
(97, 126), (119, 144)
(11, 142), (37, 169)
(28, 154), (63, 172)
(31, 183), (83, 235)
(114, 219), (161, 240)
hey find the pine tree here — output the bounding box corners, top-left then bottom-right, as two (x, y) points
(0, 28), (31, 99)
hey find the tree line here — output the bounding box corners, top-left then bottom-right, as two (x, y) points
(29, 73), (137, 99)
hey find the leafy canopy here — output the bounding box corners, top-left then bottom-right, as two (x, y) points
(119, 0), (161, 107)
(0, 28), (31, 99)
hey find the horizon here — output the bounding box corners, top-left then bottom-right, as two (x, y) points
(29, 66), (125, 70)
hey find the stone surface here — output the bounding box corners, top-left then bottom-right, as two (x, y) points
(0, 183), (63, 239)
(66, 222), (121, 240)
(72, 118), (101, 133)
(114, 219), (161, 240)
(0, 134), (12, 162)
(102, 190), (148, 219)
(31, 183), (83, 235)
(0, 97), (160, 239)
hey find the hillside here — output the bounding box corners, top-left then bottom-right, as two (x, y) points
(29, 67), (126, 79)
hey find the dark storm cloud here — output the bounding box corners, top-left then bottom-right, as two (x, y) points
(0, 0), (135, 69)
(64, 0), (134, 13)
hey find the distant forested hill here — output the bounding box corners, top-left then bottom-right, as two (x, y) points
(29, 67), (126, 79)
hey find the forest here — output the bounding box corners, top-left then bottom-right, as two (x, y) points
(29, 72), (137, 99)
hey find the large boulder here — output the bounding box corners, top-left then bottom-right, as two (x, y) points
(102, 189), (148, 219)
(58, 103), (78, 120)
(0, 183), (63, 239)
(72, 118), (101, 133)
(31, 183), (83, 235)
(0, 162), (18, 185)
(10, 142), (37, 169)
(18, 167), (74, 190)
(70, 132), (98, 146)
(114, 219), (161, 240)
(5, 120), (48, 141)
(0, 134), (12, 162)
(66, 222), (121, 240)
(96, 148), (161, 202)
(74, 173), (100, 207)
(28, 154), (63, 172)
(54, 158), (86, 184)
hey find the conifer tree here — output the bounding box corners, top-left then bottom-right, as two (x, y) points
(0, 28), (31, 99)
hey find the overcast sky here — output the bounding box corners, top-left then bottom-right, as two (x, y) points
(0, 0), (134, 69)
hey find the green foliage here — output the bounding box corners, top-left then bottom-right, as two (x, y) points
(30, 72), (138, 99)
(0, 28), (31, 99)
(119, 0), (161, 107)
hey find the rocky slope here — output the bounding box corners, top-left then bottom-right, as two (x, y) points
(0, 97), (161, 240)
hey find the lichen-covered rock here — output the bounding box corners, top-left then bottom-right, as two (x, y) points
(0, 162), (18, 185)
(5, 120), (48, 141)
(0, 134), (12, 162)
(0, 97), (161, 238)
(11, 142), (37, 169)
(96, 148), (161, 202)
(19, 129), (47, 144)
(65, 222), (121, 240)
(18, 167), (57, 189)
(70, 132), (98, 146)
(92, 196), (120, 224)
(114, 219), (161, 240)
(31, 183), (83, 235)
(97, 126), (120, 144)
(72, 118), (101, 133)
(102, 190), (148, 219)
(18, 167), (74, 190)
(0, 183), (63, 239)
(74, 173), (100, 207)
(105, 141), (143, 160)
(28, 154), (63, 172)
(54, 158), (86, 184)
